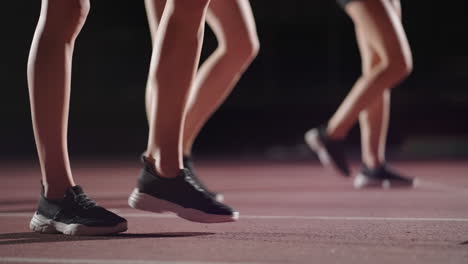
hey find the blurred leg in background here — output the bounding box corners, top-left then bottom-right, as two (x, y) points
(305, 0), (415, 188)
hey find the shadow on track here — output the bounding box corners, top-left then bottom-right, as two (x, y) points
(0, 231), (215, 245)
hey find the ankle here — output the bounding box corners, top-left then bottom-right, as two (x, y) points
(363, 160), (385, 170)
(142, 151), (184, 178)
(324, 125), (347, 141)
(43, 182), (73, 199)
(183, 150), (192, 158)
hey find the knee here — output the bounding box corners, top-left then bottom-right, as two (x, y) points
(65, 0), (90, 42)
(43, 0), (90, 42)
(374, 50), (413, 83)
(402, 56), (413, 76)
(247, 36), (261, 60)
(234, 36), (260, 62)
(384, 55), (412, 81)
(222, 34), (260, 65)
(66, 0), (90, 25)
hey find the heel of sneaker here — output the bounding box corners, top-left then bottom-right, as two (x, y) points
(354, 173), (381, 189)
(29, 212), (59, 233)
(305, 129), (331, 166)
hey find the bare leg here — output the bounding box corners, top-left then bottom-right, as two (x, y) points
(358, 0), (403, 169)
(182, 0), (259, 155)
(144, 0), (164, 121)
(327, 0), (412, 140)
(144, 0), (259, 156)
(355, 28), (390, 169)
(359, 91), (390, 169)
(145, 0), (211, 178)
(28, 0), (90, 198)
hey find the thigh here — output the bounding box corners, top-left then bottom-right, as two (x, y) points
(145, 0), (166, 38)
(41, 0), (90, 40)
(206, 0), (258, 45)
(345, 0), (411, 65)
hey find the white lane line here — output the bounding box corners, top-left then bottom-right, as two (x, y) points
(0, 258), (259, 264)
(415, 179), (468, 194)
(241, 215), (468, 222)
(122, 213), (468, 222)
(1, 212), (468, 222)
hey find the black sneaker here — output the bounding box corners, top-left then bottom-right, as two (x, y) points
(183, 155), (224, 202)
(353, 164), (415, 189)
(30, 185), (127, 236)
(128, 157), (238, 223)
(304, 126), (350, 176)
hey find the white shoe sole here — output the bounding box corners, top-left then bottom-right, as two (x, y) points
(353, 173), (415, 189)
(29, 213), (127, 236)
(128, 188), (238, 223)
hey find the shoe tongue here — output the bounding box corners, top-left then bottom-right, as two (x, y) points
(362, 164), (387, 177)
(178, 168), (191, 178)
(141, 156), (157, 173)
(68, 185), (85, 196)
(374, 164), (388, 174)
(182, 155), (193, 166)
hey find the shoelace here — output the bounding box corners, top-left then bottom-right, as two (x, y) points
(74, 194), (97, 210)
(185, 168), (211, 192)
(184, 171), (204, 192)
(182, 171), (215, 201)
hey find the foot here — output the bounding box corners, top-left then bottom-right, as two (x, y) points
(304, 126), (350, 176)
(30, 185), (127, 236)
(183, 155), (224, 202)
(128, 157), (238, 223)
(353, 164), (415, 189)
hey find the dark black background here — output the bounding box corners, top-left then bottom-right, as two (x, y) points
(1, 1), (468, 160)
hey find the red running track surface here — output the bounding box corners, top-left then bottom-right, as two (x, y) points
(0, 159), (467, 264)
